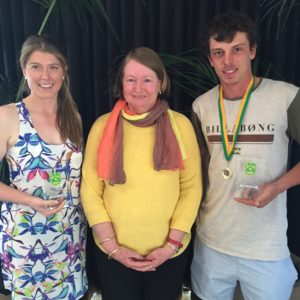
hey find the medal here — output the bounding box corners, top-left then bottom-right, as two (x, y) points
(218, 77), (255, 180)
(221, 167), (233, 179)
(218, 77), (254, 161)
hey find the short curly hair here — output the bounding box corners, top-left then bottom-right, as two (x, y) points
(204, 11), (258, 55)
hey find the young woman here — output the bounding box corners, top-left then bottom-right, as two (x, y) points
(0, 35), (88, 299)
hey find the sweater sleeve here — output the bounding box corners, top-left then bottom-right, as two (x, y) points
(169, 112), (202, 232)
(80, 115), (111, 227)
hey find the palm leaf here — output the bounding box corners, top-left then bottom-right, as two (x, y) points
(258, 0), (300, 40)
(31, 0), (122, 48)
(35, 0), (58, 35)
(62, 0), (122, 49)
(99, 49), (218, 101)
(160, 50), (218, 98)
(17, 0), (58, 100)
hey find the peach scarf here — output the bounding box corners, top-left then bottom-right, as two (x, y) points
(97, 99), (185, 185)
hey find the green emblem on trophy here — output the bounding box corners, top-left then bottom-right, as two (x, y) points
(244, 162), (256, 175)
(50, 172), (62, 185)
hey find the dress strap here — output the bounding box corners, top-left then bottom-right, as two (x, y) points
(15, 101), (35, 135)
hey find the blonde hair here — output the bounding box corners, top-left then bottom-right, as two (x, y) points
(20, 35), (83, 148)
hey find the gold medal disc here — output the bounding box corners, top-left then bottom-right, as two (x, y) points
(221, 167), (232, 179)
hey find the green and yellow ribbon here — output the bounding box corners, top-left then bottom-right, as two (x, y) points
(218, 77), (254, 161)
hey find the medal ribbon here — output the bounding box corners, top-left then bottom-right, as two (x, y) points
(218, 77), (254, 160)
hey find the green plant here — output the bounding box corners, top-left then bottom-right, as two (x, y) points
(27, 1), (284, 100)
(33, 0), (121, 46)
(98, 49), (219, 101)
(160, 49), (219, 98)
(17, 0), (125, 100)
(258, 0), (300, 40)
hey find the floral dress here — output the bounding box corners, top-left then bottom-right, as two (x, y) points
(0, 101), (88, 299)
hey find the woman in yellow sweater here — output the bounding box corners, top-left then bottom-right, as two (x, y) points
(80, 47), (202, 300)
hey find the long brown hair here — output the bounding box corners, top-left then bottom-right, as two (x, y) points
(19, 35), (83, 148)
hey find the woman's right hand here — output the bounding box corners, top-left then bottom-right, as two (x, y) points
(29, 196), (65, 217)
(0, 181), (65, 217)
(92, 223), (154, 271)
(112, 246), (154, 271)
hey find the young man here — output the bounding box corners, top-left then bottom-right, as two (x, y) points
(191, 11), (300, 300)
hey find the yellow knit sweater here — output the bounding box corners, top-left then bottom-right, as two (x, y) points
(80, 110), (202, 256)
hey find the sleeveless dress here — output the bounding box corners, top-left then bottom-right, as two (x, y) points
(0, 101), (88, 299)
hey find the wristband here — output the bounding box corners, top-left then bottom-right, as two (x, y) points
(167, 237), (183, 248)
(165, 242), (179, 253)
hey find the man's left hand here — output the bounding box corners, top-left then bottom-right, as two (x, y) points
(235, 183), (279, 208)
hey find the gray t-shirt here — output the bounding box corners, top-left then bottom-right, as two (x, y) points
(193, 78), (300, 260)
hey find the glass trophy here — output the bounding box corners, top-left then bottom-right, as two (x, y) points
(43, 170), (68, 202)
(238, 161), (261, 199)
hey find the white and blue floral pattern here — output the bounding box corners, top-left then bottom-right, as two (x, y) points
(0, 101), (88, 299)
